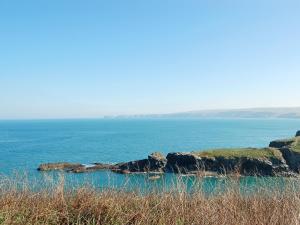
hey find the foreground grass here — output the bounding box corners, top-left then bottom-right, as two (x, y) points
(1, 176), (300, 225)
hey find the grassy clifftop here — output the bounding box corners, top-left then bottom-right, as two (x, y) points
(192, 133), (300, 160)
(291, 137), (300, 152)
(193, 147), (283, 160)
(269, 136), (300, 152)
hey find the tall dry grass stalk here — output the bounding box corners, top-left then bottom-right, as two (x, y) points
(0, 174), (300, 225)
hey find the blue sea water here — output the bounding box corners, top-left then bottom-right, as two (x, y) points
(0, 118), (300, 191)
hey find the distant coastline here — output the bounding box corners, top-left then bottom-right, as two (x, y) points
(110, 107), (300, 119)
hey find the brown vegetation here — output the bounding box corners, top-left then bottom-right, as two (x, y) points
(0, 175), (300, 225)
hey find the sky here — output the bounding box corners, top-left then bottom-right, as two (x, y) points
(0, 0), (300, 119)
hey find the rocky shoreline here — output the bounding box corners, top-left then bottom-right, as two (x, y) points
(38, 131), (300, 177)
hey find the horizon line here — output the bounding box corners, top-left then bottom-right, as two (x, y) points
(1, 106), (300, 121)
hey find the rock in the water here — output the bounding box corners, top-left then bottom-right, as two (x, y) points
(38, 162), (115, 173)
(296, 131), (300, 137)
(269, 139), (295, 148)
(38, 162), (83, 171)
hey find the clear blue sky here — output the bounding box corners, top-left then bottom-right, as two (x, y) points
(0, 0), (300, 119)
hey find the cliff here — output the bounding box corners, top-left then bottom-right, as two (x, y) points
(38, 131), (300, 177)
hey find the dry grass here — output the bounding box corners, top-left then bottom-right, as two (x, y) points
(0, 175), (300, 225)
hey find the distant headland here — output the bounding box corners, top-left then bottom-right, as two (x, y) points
(109, 107), (300, 119)
(38, 131), (300, 177)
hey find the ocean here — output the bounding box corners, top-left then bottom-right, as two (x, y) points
(0, 118), (300, 190)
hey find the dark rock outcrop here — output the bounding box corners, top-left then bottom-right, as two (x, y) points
(166, 152), (202, 173)
(278, 147), (300, 172)
(164, 152), (289, 176)
(240, 158), (273, 175)
(148, 152), (167, 171)
(239, 157), (289, 176)
(117, 159), (151, 172)
(115, 152), (167, 173)
(268, 133), (300, 173)
(209, 156), (239, 173)
(269, 139), (295, 148)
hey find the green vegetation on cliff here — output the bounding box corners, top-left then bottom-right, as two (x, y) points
(193, 147), (283, 160)
(291, 137), (300, 152)
(271, 136), (300, 152)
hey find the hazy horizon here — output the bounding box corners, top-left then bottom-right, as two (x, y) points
(1, 1), (300, 119)
(1, 106), (300, 120)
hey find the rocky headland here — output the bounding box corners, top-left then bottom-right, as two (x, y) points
(38, 131), (300, 177)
